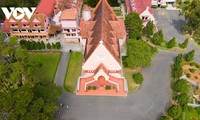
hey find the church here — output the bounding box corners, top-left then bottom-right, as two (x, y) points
(76, 0), (128, 96)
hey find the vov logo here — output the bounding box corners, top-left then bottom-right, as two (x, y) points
(1, 7), (36, 20)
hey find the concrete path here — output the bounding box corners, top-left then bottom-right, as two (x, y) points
(54, 52), (70, 87)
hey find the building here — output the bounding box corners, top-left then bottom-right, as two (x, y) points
(2, 0), (82, 43)
(2, 0), (60, 40)
(151, 0), (176, 7)
(125, 0), (155, 26)
(76, 0), (128, 96)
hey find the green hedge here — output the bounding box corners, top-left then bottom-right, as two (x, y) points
(20, 40), (61, 50)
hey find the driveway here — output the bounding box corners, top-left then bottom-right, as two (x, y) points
(55, 51), (176, 120)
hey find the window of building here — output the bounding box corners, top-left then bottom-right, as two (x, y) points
(72, 29), (76, 32)
(41, 29), (44, 31)
(21, 29), (26, 31)
(64, 29), (70, 32)
(11, 24), (15, 26)
(12, 29), (18, 31)
(72, 33), (76, 36)
(23, 24), (26, 27)
(66, 34), (70, 36)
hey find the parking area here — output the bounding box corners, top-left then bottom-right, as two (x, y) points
(154, 9), (186, 43)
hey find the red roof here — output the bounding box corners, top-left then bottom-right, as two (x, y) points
(125, 0), (154, 14)
(2, 20), (9, 33)
(35, 0), (56, 17)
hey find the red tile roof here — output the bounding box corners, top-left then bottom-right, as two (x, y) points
(35, 0), (56, 17)
(2, 20), (9, 33)
(125, 0), (154, 14)
(80, 0), (126, 63)
(60, 9), (77, 20)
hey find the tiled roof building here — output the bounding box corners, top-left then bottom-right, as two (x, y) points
(125, 0), (155, 26)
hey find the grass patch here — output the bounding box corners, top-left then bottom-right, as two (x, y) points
(64, 52), (83, 92)
(28, 52), (61, 83)
(113, 9), (122, 16)
(123, 67), (140, 93)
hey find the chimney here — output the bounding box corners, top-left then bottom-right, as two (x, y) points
(82, 6), (91, 21)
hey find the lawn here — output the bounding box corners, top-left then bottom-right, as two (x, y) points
(123, 67), (140, 93)
(64, 52), (83, 92)
(28, 52), (61, 83)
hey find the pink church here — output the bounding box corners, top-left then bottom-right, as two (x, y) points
(76, 0), (128, 96)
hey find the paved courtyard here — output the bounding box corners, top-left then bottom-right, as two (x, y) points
(154, 9), (186, 43)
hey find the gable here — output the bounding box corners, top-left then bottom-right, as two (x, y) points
(82, 43), (121, 71)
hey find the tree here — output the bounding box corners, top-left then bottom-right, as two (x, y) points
(0, 36), (62, 119)
(193, 26), (200, 45)
(179, 38), (189, 48)
(185, 50), (195, 61)
(167, 105), (182, 119)
(0, 83), (61, 120)
(167, 37), (176, 48)
(124, 39), (157, 68)
(132, 72), (143, 84)
(47, 43), (52, 49)
(125, 12), (143, 39)
(144, 21), (154, 37)
(56, 42), (61, 49)
(151, 30), (165, 45)
(182, 0), (200, 30)
(52, 43), (56, 49)
(176, 93), (190, 106)
(173, 79), (189, 94)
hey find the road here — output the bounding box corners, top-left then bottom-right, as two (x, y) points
(54, 9), (200, 120)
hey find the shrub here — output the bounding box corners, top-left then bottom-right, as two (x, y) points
(166, 37), (176, 48)
(56, 42), (61, 49)
(160, 116), (171, 120)
(186, 73), (191, 78)
(133, 72), (143, 85)
(173, 79), (189, 94)
(151, 30), (165, 45)
(105, 85), (111, 90)
(167, 105), (182, 119)
(179, 38), (188, 49)
(189, 68), (196, 73)
(47, 43), (52, 49)
(92, 86), (96, 90)
(185, 50), (195, 61)
(176, 93), (190, 106)
(87, 86), (92, 90)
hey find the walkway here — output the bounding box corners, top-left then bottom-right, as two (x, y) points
(54, 52), (70, 87)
